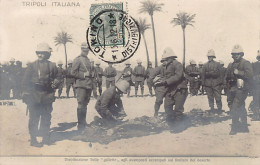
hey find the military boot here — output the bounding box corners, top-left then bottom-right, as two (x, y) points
(229, 125), (238, 135)
(135, 90), (138, 97)
(141, 89), (144, 97)
(240, 115), (249, 133)
(30, 136), (42, 147)
(154, 103), (160, 117)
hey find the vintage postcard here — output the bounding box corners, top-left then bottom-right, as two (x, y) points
(0, 0), (259, 164)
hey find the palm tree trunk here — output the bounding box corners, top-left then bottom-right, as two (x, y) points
(142, 33), (150, 68)
(182, 28), (186, 70)
(64, 44), (68, 70)
(150, 15), (158, 67)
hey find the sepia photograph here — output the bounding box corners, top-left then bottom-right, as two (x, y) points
(0, 0), (259, 164)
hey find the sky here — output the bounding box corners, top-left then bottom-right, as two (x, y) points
(0, 0), (259, 68)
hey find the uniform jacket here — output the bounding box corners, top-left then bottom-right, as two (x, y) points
(104, 66), (117, 81)
(22, 60), (58, 104)
(94, 66), (104, 82)
(185, 65), (200, 81)
(71, 55), (93, 89)
(201, 60), (222, 87)
(133, 65), (146, 81)
(66, 66), (75, 85)
(225, 58), (253, 91)
(220, 66), (227, 83)
(57, 67), (65, 82)
(95, 86), (123, 112)
(145, 67), (154, 83)
(151, 60), (187, 94)
(122, 67), (133, 82)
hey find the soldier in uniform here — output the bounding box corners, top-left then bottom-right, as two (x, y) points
(8, 58), (16, 99)
(250, 50), (260, 120)
(65, 60), (76, 98)
(152, 47), (188, 120)
(71, 42), (94, 131)
(145, 61), (154, 96)
(89, 58), (98, 99)
(14, 61), (24, 99)
(201, 49), (223, 113)
(104, 63), (117, 89)
(219, 60), (227, 95)
(185, 60), (200, 96)
(133, 60), (146, 97)
(120, 61), (133, 97)
(1, 62), (11, 100)
(198, 61), (204, 95)
(225, 45), (253, 135)
(95, 80), (129, 121)
(94, 61), (104, 96)
(22, 43), (58, 147)
(56, 61), (65, 98)
(151, 60), (168, 117)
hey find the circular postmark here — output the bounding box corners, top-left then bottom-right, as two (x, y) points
(87, 9), (140, 63)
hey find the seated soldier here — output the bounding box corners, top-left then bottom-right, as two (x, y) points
(95, 80), (129, 121)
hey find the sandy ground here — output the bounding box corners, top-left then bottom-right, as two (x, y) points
(0, 87), (260, 157)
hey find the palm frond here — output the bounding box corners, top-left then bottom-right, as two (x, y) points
(139, 0), (164, 15)
(54, 31), (73, 46)
(171, 12), (196, 29)
(137, 18), (151, 34)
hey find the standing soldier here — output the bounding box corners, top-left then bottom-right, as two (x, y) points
(219, 60), (227, 95)
(198, 61), (204, 95)
(202, 49), (222, 114)
(1, 62), (11, 99)
(71, 42), (94, 131)
(225, 45), (253, 135)
(8, 58), (16, 99)
(145, 61), (154, 96)
(56, 61), (65, 98)
(133, 60), (146, 97)
(185, 60), (200, 96)
(22, 43), (58, 147)
(14, 61), (23, 99)
(95, 61), (104, 96)
(65, 60), (76, 98)
(104, 63), (117, 89)
(250, 50), (260, 120)
(95, 80), (129, 121)
(152, 47), (188, 121)
(120, 61), (133, 97)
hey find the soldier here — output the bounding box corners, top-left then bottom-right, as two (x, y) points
(145, 61), (154, 96)
(250, 50), (260, 120)
(219, 60), (227, 95)
(1, 62), (11, 100)
(198, 61), (204, 95)
(8, 58), (16, 99)
(95, 80), (129, 121)
(56, 61), (65, 98)
(22, 43), (58, 147)
(104, 63), (117, 89)
(94, 61), (104, 96)
(65, 60), (76, 98)
(185, 60), (200, 96)
(71, 42), (94, 131)
(152, 47), (188, 120)
(151, 60), (168, 117)
(133, 60), (146, 97)
(225, 45), (253, 135)
(120, 61), (133, 97)
(14, 60), (24, 99)
(202, 49), (223, 113)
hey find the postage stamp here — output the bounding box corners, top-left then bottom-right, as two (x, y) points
(87, 7), (140, 63)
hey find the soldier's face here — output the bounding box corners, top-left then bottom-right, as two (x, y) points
(81, 48), (89, 56)
(208, 57), (214, 62)
(37, 52), (50, 61)
(232, 54), (243, 62)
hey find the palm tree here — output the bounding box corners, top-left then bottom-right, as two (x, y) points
(139, 0), (164, 67)
(171, 12), (196, 70)
(54, 31), (73, 69)
(137, 18), (151, 68)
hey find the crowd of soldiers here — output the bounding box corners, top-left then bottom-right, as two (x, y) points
(1, 42), (259, 147)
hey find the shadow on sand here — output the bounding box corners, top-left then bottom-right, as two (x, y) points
(48, 109), (231, 145)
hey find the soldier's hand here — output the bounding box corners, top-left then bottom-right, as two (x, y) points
(234, 69), (239, 75)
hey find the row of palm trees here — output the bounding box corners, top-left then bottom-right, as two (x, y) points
(54, 0), (196, 70)
(138, 0), (196, 69)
